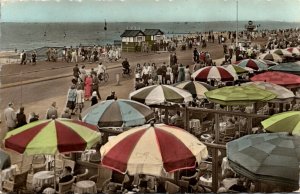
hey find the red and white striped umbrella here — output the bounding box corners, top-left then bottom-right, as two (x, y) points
(191, 66), (238, 82)
(286, 47), (300, 56)
(100, 123), (208, 176)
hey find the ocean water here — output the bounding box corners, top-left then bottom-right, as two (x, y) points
(0, 21), (299, 51)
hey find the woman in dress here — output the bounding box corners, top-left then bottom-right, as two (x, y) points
(184, 65), (191, 81)
(84, 74), (93, 100)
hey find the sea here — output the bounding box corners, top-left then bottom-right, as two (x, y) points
(0, 21), (300, 52)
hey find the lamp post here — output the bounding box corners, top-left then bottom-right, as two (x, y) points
(236, 0), (239, 48)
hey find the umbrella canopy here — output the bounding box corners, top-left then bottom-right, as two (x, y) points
(174, 81), (214, 99)
(271, 49), (293, 57)
(258, 59), (278, 67)
(191, 66), (238, 82)
(227, 132), (300, 187)
(269, 62), (300, 75)
(4, 119), (101, 155)
(236, 59), (268, 71)
(129, 85), (193, 105)
(0, 150), (11, 170)
(204, 85), (277, 106)
(259, 52), (283, 62)
(286, 47), (300, 56)
(250, 71), (300, 86)
(261, 111), (300, 135)
(224, 64), (250, 74)
(242, 81), (295, 100)
(82, 99), (154, 128)
(100, 123), (208, 176)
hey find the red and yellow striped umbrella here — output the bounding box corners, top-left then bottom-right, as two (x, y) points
(4, 119), (101, 155)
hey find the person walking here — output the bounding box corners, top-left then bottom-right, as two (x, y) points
(178, 64), (185, 82)
(84, 74), (93, 100)
(92, 74), (101, 100)
(184, 65), (191, 81)
(73, 64), (81, 79)
(66, 85), (77, 115)
(74, 85), (84, 114)
(91, 91), (98, 106)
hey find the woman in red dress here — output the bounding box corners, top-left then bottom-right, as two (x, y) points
(84, 74), (93, 100)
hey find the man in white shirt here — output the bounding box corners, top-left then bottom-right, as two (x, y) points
(97, 62), (107, 81)
(4, 102), (17, 131)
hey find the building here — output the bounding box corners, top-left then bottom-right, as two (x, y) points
(143, 29), (165, 43)
(120, 30), (145, 52)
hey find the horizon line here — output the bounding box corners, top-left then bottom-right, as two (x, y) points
(1, 20), (300, 24)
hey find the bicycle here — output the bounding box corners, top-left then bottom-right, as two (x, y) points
(98, 71), (109, 83)
(122, 68), (132, 78)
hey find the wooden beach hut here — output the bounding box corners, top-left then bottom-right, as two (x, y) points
(144, 29), (165, 42)
(143, 29), (165, 51)
(120, 30), (145, 52)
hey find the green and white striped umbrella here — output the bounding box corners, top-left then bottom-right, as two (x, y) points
(129, 85), (193, 105)
(242, 81), (295, 101)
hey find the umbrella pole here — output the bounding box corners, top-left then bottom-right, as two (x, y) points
(54, 155), (57, 190)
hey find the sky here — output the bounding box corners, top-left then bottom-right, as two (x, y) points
(1, 0), (300, 23)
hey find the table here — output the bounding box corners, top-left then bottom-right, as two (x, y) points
(32, 171), (55, 189)
(200, 134), (212, 142)
(222, 178), (238, 190)
(74, 180), (97, 194)
(199, 174), (212, 187)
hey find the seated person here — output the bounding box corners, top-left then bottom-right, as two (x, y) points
(155, 177), (166, 193)
(106, 91), (117, 100)
(170, 111), (181, 125)
(89, 143), (101, 163)
(228, 178), (247, 192)
(138, 174), (150, 192)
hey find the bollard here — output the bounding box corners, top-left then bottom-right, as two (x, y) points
(116, 73), (121, 86)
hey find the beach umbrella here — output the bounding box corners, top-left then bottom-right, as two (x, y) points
(261, 111), (300, 135)
(236, 59), (268, 71)
(271, 49), (293, 57)
(286, 47), (300, 56)
(100, 123), (208, 176)
(4, 118), (101, 155)
(204, 85), (277, 106)
(191, 66), (238, 82)
(174, 81), (214, 99)
(129, 85), (193, 105)
(242, 81), (295, 101)
(82, 99), (154, 128)
(227, 132), (300, 187)
(269, 62), (300, 75)
(259, 52), (283, 62)
(250, 71), (300, 87)
(0, 150), (11, 170)
(258, 59), (278, 67)
(223, 64), (250, 74)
